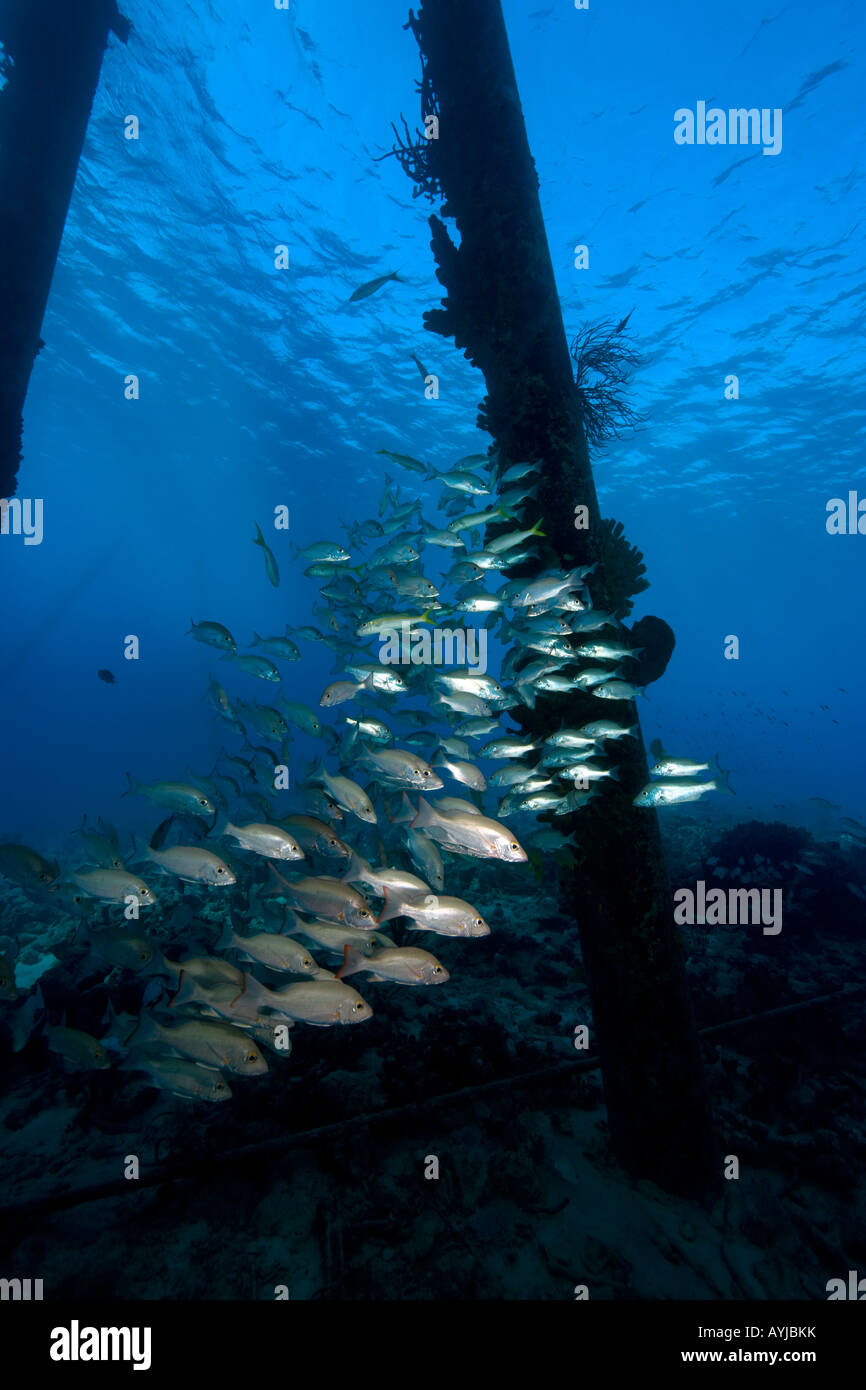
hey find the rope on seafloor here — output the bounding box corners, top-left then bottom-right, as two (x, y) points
(1, 982), (864, 1224)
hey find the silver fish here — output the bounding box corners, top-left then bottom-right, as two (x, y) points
(338, 943), (449, 985)
(401, 797), (527, 863)
(222, 821), (304, 861)
(72, 869), (158, 906)
(398, 894), (490, 937)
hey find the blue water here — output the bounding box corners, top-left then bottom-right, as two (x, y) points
(2, 0), (865, 848)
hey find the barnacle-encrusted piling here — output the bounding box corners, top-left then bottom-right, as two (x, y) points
(0, 0), (129, 499)
(401, 0), (717, 1194)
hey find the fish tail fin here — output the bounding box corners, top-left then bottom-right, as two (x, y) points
(608, 767), (620, 781)
(711, 756), (736, 795)
(530, 519), (546, 537)
(251, 632), (263, 647)
(252, 522), (264, 547)
(118, 1008), (154, 1050)
(515, 681), (535, 710)
(186, 619), (196, 634)
(337, 943), (365, 980)
(122, 772), (137, 798)
(392, 792), (418, 826)
(149, 816), (175, 852)
(12, 986), (45, 1053)
(216, 919), (234, 952)
(342, 849), (370, 885)
(340, 721), (360, 763)
(376, 893), (404, 925)
(650, 738), (666, 761)
(264, 861), (292, 898)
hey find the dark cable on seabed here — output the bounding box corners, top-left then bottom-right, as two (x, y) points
(1, 983), (862, 1225)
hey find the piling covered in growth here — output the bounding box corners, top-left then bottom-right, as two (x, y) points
(400, 0), (717, 1194)
(0, 0), (129, 498)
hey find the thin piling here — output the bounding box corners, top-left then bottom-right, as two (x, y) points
(0, 0), (129, 498)
(402, 0), (718, 1194)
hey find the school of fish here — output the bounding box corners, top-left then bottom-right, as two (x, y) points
(0, 446), (730, 1102)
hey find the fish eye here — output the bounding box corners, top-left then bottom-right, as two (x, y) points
(475, 918), (484, 927)
(304, 958), (313, 969)
(433, 965), (443, 974)
(139, 950), (149, 961)
(510, 843), (519, 851)
(246, 1052), (258, 1064)
(422, 769), (430, 777)
(217, 867), (225, 875)
(199, 798), (208, 806)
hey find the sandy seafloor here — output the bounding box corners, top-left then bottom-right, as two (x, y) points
(0, 810), (864, 1301)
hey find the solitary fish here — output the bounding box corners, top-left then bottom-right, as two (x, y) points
(649, 742), (725, 780)
(47, 1025), (112, 1070)
(338, 942), (449, 986)
(399, 796), (527, 863)
(266, 979), (373, 1024)
(187, 619), (237, 653)
(292, 541), (351, 563)
(72, 868), (157, 906)
(124, 776), (216, 818)
(318, 769), (377, 823)
(279, 815), (351, 859)
(280, 700), (323, 737)
(97, 669), (116, 684)
(357, 609), (436, 639)
(253, 522), (280, 587)
(217, 925), (318, 978)
(633, 776), (733, 808)
(397, 895), (490, 938)
(131, 1014), (268, 1075)
(357, 747), (443, 791)
(251, 629), (301, 661)
(438, 470), (491, 496)
(267, 867), (376, 929)
(221, 821), (304, 861)
(319, 678), (371, 708)
(350, 271), (402, 302)
(87, 928), (156, 972)
(376, 449), (429, 477)
(405, 829), (445, 892)
(226, 653), (281, 682)
(145, 843), (236, 886)
(434, 756), (486, 791)
(127, 1054), (232, 1101)
(591, 679), (647, 702)
(0, 844), (60, 889)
